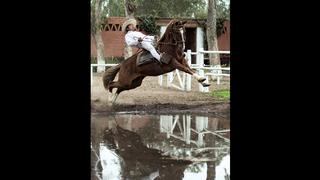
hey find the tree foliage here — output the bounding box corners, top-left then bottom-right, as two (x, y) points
(135, 0), (206, 18)
(97, 0), (229, 25)
(194, 0), (229, 19)
(106, 0), (125, 17)
(132, 0), (229, 20)
(216, 0), (229, 20)
(91, 0), (109, 34)
(216, 0), (230, 37)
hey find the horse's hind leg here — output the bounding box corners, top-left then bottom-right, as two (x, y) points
(111, 88), (127, 104)
(107, 81), (123, 104)
(131, 76), (145, 89)
(111, 92), (119, 104)
(108, 81), (121, 93)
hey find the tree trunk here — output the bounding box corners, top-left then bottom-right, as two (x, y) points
(207, 0), (220, 66)
(94, 31), (106, 72)
(93, 0), (106, 73)
(124, 44), (132, 59)
(206, 118), (218, 180)
(124, 0), (136, 18)
(123, 0), (136, 59)
(206, 161), (216, 180)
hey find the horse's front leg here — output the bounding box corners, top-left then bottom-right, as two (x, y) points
(171, 59), (211, 87)
(171, 58), (194, 75)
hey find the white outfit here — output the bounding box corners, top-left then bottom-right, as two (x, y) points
(125, 31), (160, 61)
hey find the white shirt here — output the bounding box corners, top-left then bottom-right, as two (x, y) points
(125, 31), (155, 46)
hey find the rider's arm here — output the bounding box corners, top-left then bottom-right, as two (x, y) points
(131, 31), (146, 39)
(144, 35), (155, 41)
(125, 31), (146, 46)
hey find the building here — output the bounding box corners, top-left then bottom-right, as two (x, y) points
(91, 17), (230, 64)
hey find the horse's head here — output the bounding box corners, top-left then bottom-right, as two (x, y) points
(158, 20), (187, 60)
(168, 20), (187, 50)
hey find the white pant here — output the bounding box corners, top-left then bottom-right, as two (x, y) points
(141, 41), (160, 61)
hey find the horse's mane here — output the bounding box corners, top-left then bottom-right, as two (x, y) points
(157, 19), (177, 43)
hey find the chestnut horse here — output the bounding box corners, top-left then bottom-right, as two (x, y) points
(103, 19), (210, 103)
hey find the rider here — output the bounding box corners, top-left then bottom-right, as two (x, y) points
(122, 18), (162, 63)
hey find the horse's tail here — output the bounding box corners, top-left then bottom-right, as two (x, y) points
(102, 64), (121, 90)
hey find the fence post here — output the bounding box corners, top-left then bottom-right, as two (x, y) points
(186, 115), (191, 144)
(158, 75), (163, 86)
(182, 71), (186, 91)
(211, 64), (222, 85)
(167, 72), (173, 88)
(182, 52), (186, 91)
(91, 65), (93, 86)
(198, 48), (205, 92)
(196, 116), (208, 146)
(217, 65), (221, 85)
(186, 50), (192, 91)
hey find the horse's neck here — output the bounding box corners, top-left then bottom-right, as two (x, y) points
(157, 35), (176, 52)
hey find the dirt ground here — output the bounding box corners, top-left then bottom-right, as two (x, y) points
(91, 72), (230, 115)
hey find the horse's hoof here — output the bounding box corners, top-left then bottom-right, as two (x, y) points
(108, 87), (113, 93)
(198, 77), (206, 83)
(202, 82), (211, 87)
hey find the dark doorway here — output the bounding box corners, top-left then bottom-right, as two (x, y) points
(185, 28), (196, 64)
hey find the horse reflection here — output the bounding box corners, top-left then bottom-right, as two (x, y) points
(102, 125), (192, 179)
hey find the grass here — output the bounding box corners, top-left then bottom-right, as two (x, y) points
(211, 89), (230, 100)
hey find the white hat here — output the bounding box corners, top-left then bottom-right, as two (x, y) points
(122, 18), (137, 33)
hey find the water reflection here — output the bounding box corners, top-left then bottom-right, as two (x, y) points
(91, 114), (230, 180)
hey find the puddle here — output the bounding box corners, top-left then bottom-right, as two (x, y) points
(91, 113), (230, 180)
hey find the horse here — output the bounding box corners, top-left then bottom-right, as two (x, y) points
(103, 19), (211, 104)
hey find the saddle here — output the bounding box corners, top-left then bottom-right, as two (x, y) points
(136, 50), (172, 66)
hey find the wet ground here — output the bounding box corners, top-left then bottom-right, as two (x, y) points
(91, 73), (230, 114)
(91, 113), (230, 180)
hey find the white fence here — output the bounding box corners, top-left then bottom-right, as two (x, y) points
(160, 114), (230, 147)
(159, 48), (230, 92)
